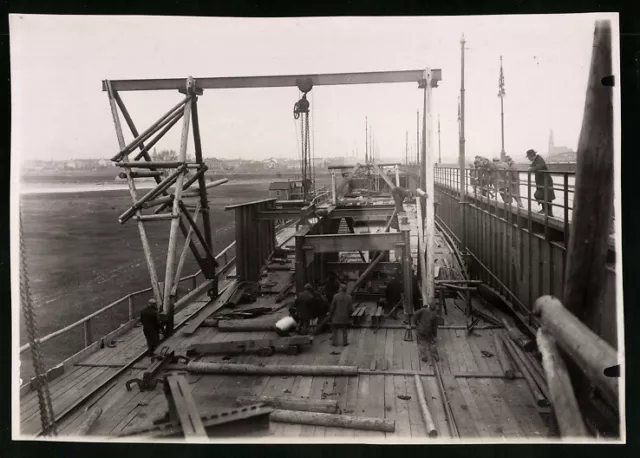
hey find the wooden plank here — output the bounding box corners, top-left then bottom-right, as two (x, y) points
(456, 378), (491, 437)
(404, 372), (425, 437)
(384, 329), (395, 372)
(320, 335), (347, 437)
(498, 378), (547, 439)
(457, 330), (479, 372)
(325, 345), (352, 438)
(479, 378), (525, 438)
(438, 372), (479, 437)
(392, 376), (411, 437)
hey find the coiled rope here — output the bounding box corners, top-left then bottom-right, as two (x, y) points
(20, 207), (57, 436)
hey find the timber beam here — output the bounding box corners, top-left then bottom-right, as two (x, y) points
(103, 69), (442, 92)
(302, 232), (404, 253)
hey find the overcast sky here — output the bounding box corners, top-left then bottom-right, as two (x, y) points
(10, 13), (619, 164)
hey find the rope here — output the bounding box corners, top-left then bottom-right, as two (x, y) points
(20, 208), (57, 436)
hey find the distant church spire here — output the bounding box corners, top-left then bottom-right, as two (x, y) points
(548, 129), (555, 154)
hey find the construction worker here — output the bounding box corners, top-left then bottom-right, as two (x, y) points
(382, 270), (403, 319)
(390, 186), (411, 229)
(329, 284), (353, 346)
(412, 305), (439, 362)
(504, 155), (524, 207)
(526, 149), (556, 216)
(140, 298), (161, 357)
(294, 284), (314, 335)
(323, 271), (340, 305)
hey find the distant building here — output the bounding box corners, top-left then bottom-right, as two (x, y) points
(263, 158), (278, 169)
(547, 129), (574, 158)
(268, 180), (304, 200)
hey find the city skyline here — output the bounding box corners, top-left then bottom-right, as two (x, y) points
(10, 14), (620, 165)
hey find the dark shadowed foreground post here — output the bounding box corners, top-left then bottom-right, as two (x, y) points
(563, 20), (614, 326)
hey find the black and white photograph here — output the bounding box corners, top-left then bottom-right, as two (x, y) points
(10, 13), (623, 443)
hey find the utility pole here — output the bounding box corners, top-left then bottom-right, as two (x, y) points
(406, 130), (409, 165)
(459, 34), (467, 249)
(365, 117), (368, 163)
(416, 110), (420, 169)
(498, 55), (506, 161)
(438, 114), (442, 164)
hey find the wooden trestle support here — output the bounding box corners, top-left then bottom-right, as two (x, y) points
(105, 76), (222, 335)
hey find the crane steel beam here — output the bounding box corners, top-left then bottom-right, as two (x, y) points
(302, 232), (404, 253)
(102, 70), (442, 92)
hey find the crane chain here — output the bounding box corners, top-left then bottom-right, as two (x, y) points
(20, 208), (57, 436)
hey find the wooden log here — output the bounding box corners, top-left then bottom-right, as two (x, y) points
(537, 328), (589, 438)
(502, 337), (549, 407)
(75, 407), (103, 435)
(533, 295), (618, 408)
(270, 409), (395, 433)
(494, 333), (515, 379)
(236, 396), (338, 414)
(187, 362), (358, 376)
(414, 374), (438, 437)
(507, 334), (551, 401)
(564, 20), (614, 328)
(349, 250), (387, 295)
(217, 319), (278, 332)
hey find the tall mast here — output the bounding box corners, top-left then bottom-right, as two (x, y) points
(406, 130), (409, 165)
(438, 114), (442, 164)
(498, 55), (506, 160)
(365, 117), (368, 163)
(416, 110), (419, 168)
(459, 34), (467, 248)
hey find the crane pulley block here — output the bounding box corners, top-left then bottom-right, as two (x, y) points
(293, 94), (310, 119)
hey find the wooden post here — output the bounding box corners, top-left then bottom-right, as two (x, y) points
(331, 171), (337, 204)
(128, 295), (134, 321)
(270, 410), (394, 433)
(172, 205), (201, 296)
(537, 328), (589, 438)
(424, 69), (436, 307)
(564, 20), (614, 328)
(162, 77), (194, 335)
(105, 81), (162, 303)
(493, 333), (515, 379)
(414, 374), (438, 437)
(533, 295), (618, 408)
(83, 320), (92, 347)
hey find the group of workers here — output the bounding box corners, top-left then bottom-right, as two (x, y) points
(470, 149), (556, 217)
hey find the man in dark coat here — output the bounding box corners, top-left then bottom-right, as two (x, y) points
(329, 284), (353, 346)
(412, 305), (439, 362)
(140, 298), (161, 357)
(384, 271), (403, 319)
(526, 149), (556, 216)
(294, 284), (314, 334)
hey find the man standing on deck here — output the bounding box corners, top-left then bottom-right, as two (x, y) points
(324, 271), (340, 305)
(526, 149), (556, 216)
(504, 155), (524, 207)
(390, 186), (411, 229)
(382, 270), (403, 319)
(294, 284), (314, 335)
(329, 284), (353, 346)
(412, 305), (439, 362)
(140, 298), (161, 357)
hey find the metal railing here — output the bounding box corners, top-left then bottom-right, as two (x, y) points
(433, 166), (617, 346)
(19, 241), (238, 357)
(19, 217), (297, 374)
